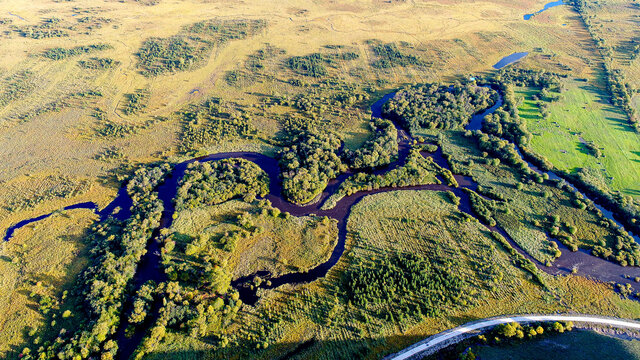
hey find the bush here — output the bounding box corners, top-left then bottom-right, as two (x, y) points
(370, 42), (423, 68)
(346, 118), (398, 170)
(137, 19), (266, 76)
(278, 128), (346, 204)
(42, 44), (111, 60)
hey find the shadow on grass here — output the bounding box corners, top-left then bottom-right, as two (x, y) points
(519, 113), (540, 120)
(575, 142), (592, 156)
(136, 334), (431, 360)
(91, 327), (640, 360)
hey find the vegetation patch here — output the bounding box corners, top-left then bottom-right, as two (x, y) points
(0, 71), (35, 108)
(175, 158), (269, 211)
(42, 44), (112, 60)
(136, 19), (266, 76)
(78, 57), (119, 70)
(15, 17), (69, 39)
(121, 89), (150, 116)
(383, 82), (497, 132)
(322, 145), (453, 210)
(370, 42), (424, 69)
(346, 252), (463, 319)
(287, 51), (359, 77)
(177, 97), (256, 153)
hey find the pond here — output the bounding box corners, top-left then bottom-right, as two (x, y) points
(493, 52), (529, 69)
(524, 0), (566, 20)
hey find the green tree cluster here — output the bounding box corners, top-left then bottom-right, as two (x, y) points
(346, 118), (398, 170)
(345, 252), (463, 320)
(175, 158), (269, 211)
(278, 128), (346, 204)
(383, 82), (497, 132)
(42, 44), (112, 60)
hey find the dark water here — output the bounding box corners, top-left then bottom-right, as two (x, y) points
(524, 0), (566, 20)
(3, 186), (132, 242)
(493, 52), (529, 69)
(3, 202), (98, 241)
(466, 90), (504, 131)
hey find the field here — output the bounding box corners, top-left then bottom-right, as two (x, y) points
(474, 330), (640, 360)
(169, 199), (337, 278)
(0, 0), (640, 358)
(516, 79), (640, 197)
(412, 129), (625, 265)
(145, 190), (640, 359)
(575, 0), (640, 113)
(0, 208), (95, 355)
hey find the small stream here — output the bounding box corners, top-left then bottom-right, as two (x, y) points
(8, 12), (26, 21)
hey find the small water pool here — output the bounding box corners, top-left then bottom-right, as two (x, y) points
(524, 0), (566, 20)
(492, 52), (529, 69)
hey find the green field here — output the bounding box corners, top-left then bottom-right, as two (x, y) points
(475, 330), (640, 360)
(516, 78), (640, 197)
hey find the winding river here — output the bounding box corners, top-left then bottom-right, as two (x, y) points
(4, 88), (640, 358)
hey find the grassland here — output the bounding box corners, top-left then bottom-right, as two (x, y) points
(0, 0), (606, 238)
(0, 208), (96, 356)
(0, 0), (639, 358)
(169, 199), (338, 278)
(474, 330), (640, 360)
(144, 190), (640, 360)
(516, 79), (640, 197)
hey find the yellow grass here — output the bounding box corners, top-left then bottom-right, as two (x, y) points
(0, 208), (95, 356)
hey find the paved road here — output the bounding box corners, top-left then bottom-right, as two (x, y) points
(387, 314), (640, 360)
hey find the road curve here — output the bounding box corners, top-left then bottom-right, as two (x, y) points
(386, 314), (640, 360)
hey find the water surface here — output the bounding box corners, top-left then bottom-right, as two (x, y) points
(493, 52), (529, 69)
(524, 0), (565, 20)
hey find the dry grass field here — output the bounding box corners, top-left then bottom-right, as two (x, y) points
(0, 0), (608, 241)
(0, 0), (638, 358)
(0, 208), (95, 354)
